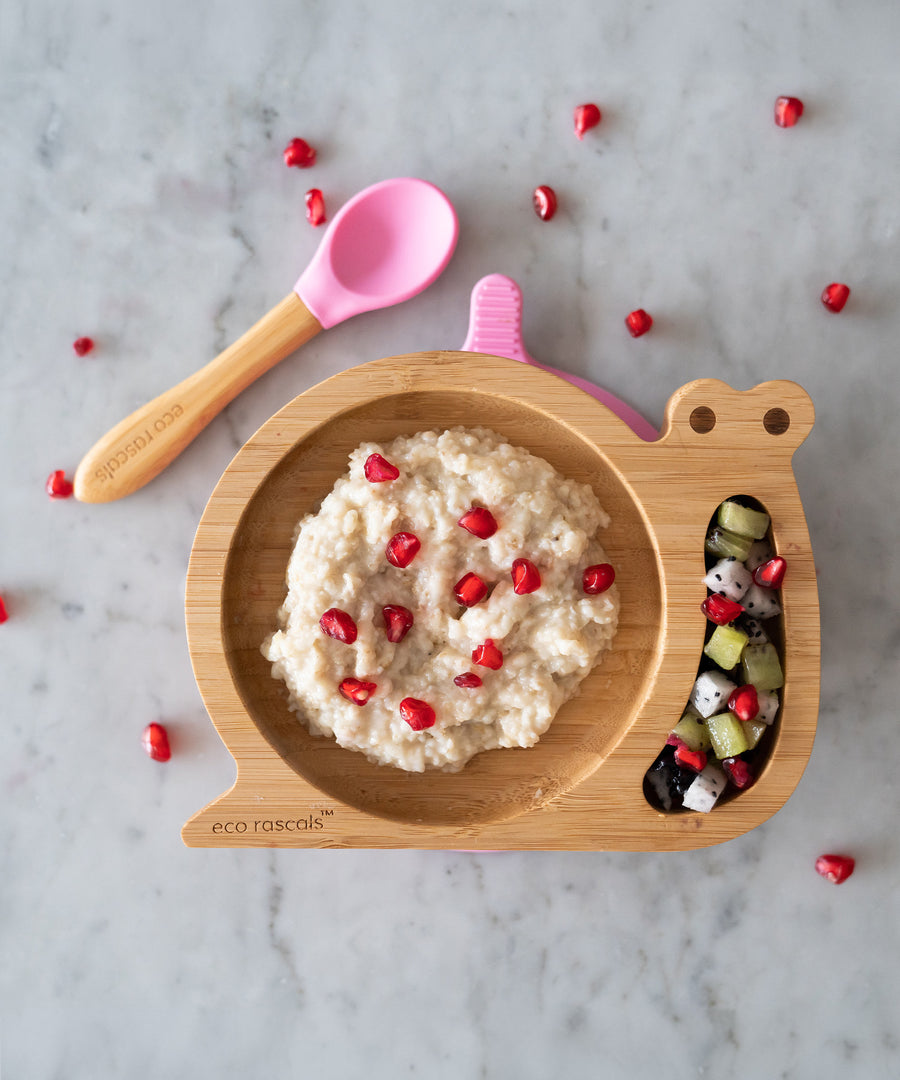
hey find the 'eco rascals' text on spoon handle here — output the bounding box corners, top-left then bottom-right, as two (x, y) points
(73, 294), (322, 504)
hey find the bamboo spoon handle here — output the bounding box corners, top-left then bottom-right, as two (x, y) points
(74, 293), (322, 503)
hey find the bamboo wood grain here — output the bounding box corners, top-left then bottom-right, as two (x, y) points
(73, 293), (321, 503)
(181, 352), (819, 850)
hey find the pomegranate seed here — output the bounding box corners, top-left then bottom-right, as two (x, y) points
(753, 556), (787, 589)
(0, 595), (8, 623)
(472, 638), (503, 670)
(815, 853), (855, 884)
(821, 283), (850, 313)
(339, 678), (377, 706)
(458, 506), (498, 539)
(774, 96), (804, 128)
(666, 732), (686, 748)
(453, 672), (483, 688)
(625, 309), (653, 337)
(283, 137), (316, 168)
(386, 532), (421, 568)
(382, 604), (414, 643)
(305, 188), (326, 226)
(583, 563), (615, 594)
(72, 336), (94, 356)
(454, 572), (488, 607)
(574, 103), (602, 139)
(674, 745), (707, 773)
(364, 453), (399, 482)
(728, 684), (760, 723)
(46, 470), (74, 499)
(701, 593), (745, 625)
(533, 185), (558, 221)
(399, 697), (436, 731)
(511, 558), (541, 595)
(141, 722), (171, 762)
(319, 608), (358, 644)
(722, 757), (755, 789)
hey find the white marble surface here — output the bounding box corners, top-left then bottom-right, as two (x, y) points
(3, 1), (900, 1076)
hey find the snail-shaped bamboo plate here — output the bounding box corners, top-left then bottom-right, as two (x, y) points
(182, 352), (819, 850)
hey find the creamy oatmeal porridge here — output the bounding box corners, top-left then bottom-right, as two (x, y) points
(262, 427), (618, 772)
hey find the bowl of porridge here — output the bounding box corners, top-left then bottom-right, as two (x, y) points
(182, 352), (819, 850)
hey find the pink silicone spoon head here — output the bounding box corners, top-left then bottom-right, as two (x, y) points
(294, 178), (458, 329)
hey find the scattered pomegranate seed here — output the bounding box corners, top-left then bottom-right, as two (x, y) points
(46, 470), (74, 499)
(472, 638), (503, 670)
(701, 593), (745, 625)
(753, 556), (787, 589)
(382, 604), (414, 643)
(72, 336), (94, 356)
(774, 96), (804, 128)
(815, 853), (855, 884)
(319, 608), (358, 644)
(0, 595), (8, 623)
(339, 678), (377, 706)
(386, 532), (421, 568)
(722, 757), (755, 789)
(364, 453), (400, 482)
(454, 572), (488, 607)
(141, 722), (171, 762)
(533, 185), (558, 221)
(625, 309), (653, 337)
(305, 188), (326, 226)
(821, 283), (850, 313)
(666, 732), (686, 748)
(399, 697), (436, 731)
(574, 103), (602, 140)
(458, 506), (498, 539)
(453, 672), (483, 689)
(728, 684), (760, 723)
(511, 558), (541, 595)
(583, 563), (615, 594)
(674, 745), (707, 773)
(283, 137), (316, 168)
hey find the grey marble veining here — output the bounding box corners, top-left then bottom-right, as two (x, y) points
(3, 1), (900, 1077)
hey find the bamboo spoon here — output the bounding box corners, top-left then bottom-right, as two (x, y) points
(74, 178), (458, 503)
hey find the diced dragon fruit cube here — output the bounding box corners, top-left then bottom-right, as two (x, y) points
(689, 670), (737, 718)
(742, 618), (769, 644)
(682, 763), (728, 813)
(703, 557), (752, 602)
(756, 688), (779, 725)
(745, 539), (773, 572)
(741, 583), (782, 619)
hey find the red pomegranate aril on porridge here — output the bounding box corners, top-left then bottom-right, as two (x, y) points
(753, 556), (787, 589)
(364, 453), (400, 482)
(674, 744), (707, 773)
(701, 593), (745, 625)
(382, 604), (414, 643)
(319, 608), (358, 644)
(45, 470), (74, 498)
(339, 678), (377, 706)
(511, 558), (541, 595)
(625, 309), (653, 337)
(72, 336), (94, 356)
(728, 684), (759, 723)
(472, 639), (503, 670)
(141, 722), (171, 762)
(574, 103), (602, 139)
(722, 757), (755, 789)
(583, 563), (615, 594)
(774, 96), (804, 127)
(533, 185), (558, 221)
(453, 672), (483, 688)
(305, 188), (326, 226)
(0, 595), (8, 623)
(458, 506), (498, 539)
(386, 532), (421, 568)
(283, 137), (316, 168)
(454, 572), (488, 607)
(815, 853), (855, 884)
(821, 283), (850, 313)
(400, 697), (436, 731)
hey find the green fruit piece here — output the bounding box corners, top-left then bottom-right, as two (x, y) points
(741, 642), (784, 690)
(705, 526), (754, 561)
(743, 718), (769, 750)
(703, 624), (750, 670)
(706, 712), (750, 759)
(671, 712), (712, 752)
(717, 500), (770, 540)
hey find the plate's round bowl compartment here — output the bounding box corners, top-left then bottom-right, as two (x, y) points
(220, 386), (663, 827)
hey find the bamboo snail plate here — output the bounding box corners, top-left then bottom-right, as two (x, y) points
(182, 352), (819, 850)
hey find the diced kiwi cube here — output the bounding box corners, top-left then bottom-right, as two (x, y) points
(741, 642), (784, 690)
(706, 712), (750, 759)
(717, 500), (771, 540)
(703, 624), (749, 670)
(671, 712), (712, 752)
(742, 718), (769, 750)
(705, 526), (754, 561)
